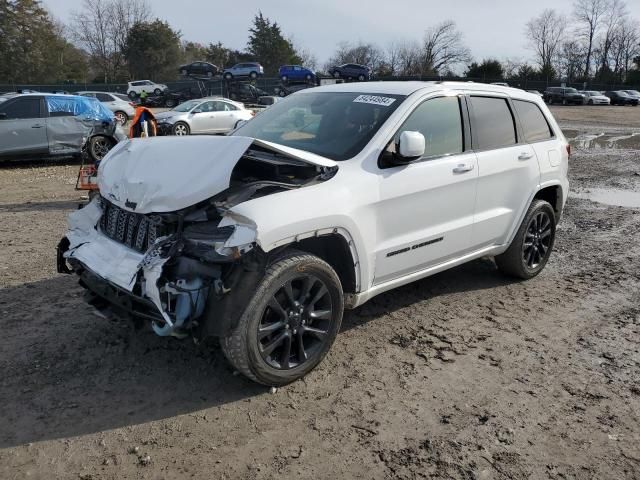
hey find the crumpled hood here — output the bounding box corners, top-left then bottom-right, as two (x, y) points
(98, 135), (337, 214)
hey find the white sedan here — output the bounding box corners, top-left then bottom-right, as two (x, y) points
(155, 97), (254, 136)
(580, 91), (611, 105)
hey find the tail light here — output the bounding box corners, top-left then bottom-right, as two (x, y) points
(566, 144), (571, 157)
(250, 111), (256, 117)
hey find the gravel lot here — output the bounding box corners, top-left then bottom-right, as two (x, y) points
(1, 105), (639, 479)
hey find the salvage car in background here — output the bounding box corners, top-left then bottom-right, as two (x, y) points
(279, 65), (316, 83)
(328, 63), (371, 81)
(620, 90), (640, 103)
(179, 61), (219, 78)
(78, 91), (136, 125)
(223, 62), (264, 80)
(579, 91), (610, 105)
(0, 93), (125, 161)
(605, 90), (639, 106)
(127, 80), (168, 98)
(58, 82), (569, 386)
(543, 87), (585, 105)
(154, 97), (253, 135)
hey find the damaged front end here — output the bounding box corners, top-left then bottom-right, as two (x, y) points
(57, 136), (337, 338)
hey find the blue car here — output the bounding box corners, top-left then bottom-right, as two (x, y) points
(278, 65), (316, 83)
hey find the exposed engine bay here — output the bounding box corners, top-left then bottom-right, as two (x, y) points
(57, 136), (338, 338)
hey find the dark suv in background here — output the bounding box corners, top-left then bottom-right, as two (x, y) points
(543, 87), (585, 105)
(605, 91), (639, 106)
(328, 63), (371, 81)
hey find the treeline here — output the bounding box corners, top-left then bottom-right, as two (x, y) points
(0, 0), (639, 85)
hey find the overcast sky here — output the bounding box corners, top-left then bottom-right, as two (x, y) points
(43, 0), (640, 67)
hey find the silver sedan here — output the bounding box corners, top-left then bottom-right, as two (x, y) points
(155, 97), (254, 136)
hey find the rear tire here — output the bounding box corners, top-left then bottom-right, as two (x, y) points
(221, 251), (344, 386)
(250, 71), (258, 79)
(224, 73), (233, 80)
(88, 135), (115, 162)
(281, 75), (288, 82)
(495, 199), (556, 280)
(128, 91), (137, 100)
(154, 88), (162, 96)
(358, 74), (365, 81)
(114, 111), (128, 126)
(165, 98), (177, 108)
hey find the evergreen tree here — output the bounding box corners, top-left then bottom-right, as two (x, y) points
(247, 12), (301, 75)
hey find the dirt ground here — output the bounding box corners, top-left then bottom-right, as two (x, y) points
(0, 105), (639, 479)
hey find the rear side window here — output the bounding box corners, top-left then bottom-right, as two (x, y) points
(96, 93), (112, 102)
(0, 97), (41, 119)
(513, 100), (553, 142)
(470, 96), (516, 150)
(395, 96), (463, 159)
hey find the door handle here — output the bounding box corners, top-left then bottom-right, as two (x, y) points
(31, 124), (44, 128)
(518, 152), (533, 160)
(453, 163), (474, 173)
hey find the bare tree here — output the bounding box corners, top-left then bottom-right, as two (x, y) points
(396, 40), (422, 76)
(596, 0), (629, 78)
(421, 20), (471, 74)
(610, 17), (640, 79)
(326, 41), (385, 74)
(525, 9), (566, 78)
(558, 40), (586, 81)
(386, 41), (402, 76)
(573, 0), (608, 77)
(70, 0), (150, 82)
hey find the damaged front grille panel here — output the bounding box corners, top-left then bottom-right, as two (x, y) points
(99, 198), (174, 253)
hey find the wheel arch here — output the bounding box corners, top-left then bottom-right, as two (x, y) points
(534, 184), (563, 217)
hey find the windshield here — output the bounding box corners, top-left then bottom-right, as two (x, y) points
(232, 91), (405, 160)
(616, 91), (629, 97)
(625, 90), (639, 95)
(173, 100), (201, 112)
(586, 91), (600, 95)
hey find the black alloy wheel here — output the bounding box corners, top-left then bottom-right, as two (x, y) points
(221, 251), (344, 386)
(257, 274), (333, 370)
(495, 199), (556, 279)
(522, 211), (553, 269)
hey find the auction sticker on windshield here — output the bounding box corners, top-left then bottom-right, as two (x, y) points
(353, 95), (396, 106)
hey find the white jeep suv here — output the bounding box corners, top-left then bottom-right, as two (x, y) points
(58, 82), (569, 386)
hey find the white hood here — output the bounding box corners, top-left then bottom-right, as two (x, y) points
(98, 136), (337, 214)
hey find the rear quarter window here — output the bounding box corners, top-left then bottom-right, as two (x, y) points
(513, 100), (554, 142)
(469, 96), (517, 150)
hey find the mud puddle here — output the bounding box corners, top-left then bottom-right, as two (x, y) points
(564, 129), (640, 149)
(571, 187), (640, 207)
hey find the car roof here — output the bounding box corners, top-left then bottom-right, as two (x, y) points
(308, 81), (542, 100)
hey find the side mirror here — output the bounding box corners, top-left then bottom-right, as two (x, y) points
(397, 131), (425, 160)
(192, 109), (202, 114)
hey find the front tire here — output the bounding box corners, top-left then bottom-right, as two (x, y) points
(221, 251), (344, 386)
(154, 88), (162, 96)
(495, 199), (556, 279)
(128, 91), (137, 100)
(172, 122), (190, 136)
(250, 71), (258, 79)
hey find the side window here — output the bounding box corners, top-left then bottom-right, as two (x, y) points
(513, 100), (553, 142)
(96, 93), (112, 102)
(469, 96), (516, 150)
(393, 96), (464, 159)
(0, 98), (41, 119)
